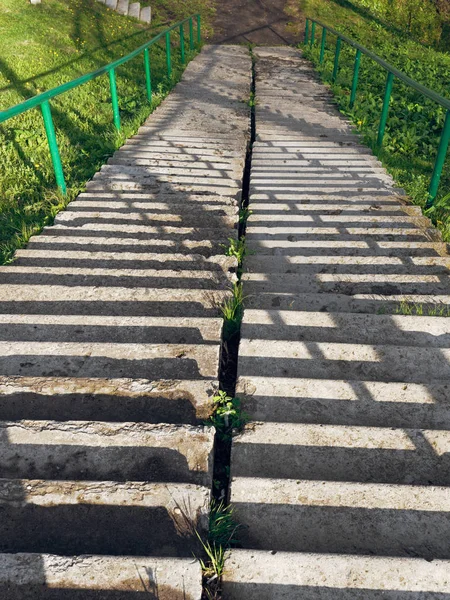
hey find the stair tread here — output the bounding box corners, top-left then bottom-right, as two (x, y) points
(0, 553), (202, 600)
(0, 421), (214, 484)
(222, 550), (450, 599)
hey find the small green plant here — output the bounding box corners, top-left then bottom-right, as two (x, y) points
(209, 390), (247, 437)
(239, 207), (252, 225)
(209, 501), (240, 546)
(222, 237), (247, 265)
(247, 91), (257, 108)
(196, 501), (240, 599)
(221, 282), (245, 339)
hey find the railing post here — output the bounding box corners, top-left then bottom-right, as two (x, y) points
(349, 49), (361, 109)
(304, 19), (309, 44)
(166, 31), (172, 78)
(40, 100), (67, 195)
(428, 110), (450, 205)
(189, 17), (194, 50)
(319, 27), (327, 64)
(108, 68), (121, 131)
(377, 71), (394, 146)
(197, 14), (201, 45)
(310, 21), (316, 45)
(180, 23), (185, 64)
(332, 37), (341, 83)
(144, 47), (152, 103)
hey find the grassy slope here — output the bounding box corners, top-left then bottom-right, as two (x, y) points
(0, 0), (213, 263)
(287, 0), (450, 239)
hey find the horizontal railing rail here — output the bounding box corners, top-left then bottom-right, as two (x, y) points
(304, 17), (450, 205)
(0, 14), (202, 195)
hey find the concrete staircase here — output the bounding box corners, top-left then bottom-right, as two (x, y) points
(96, 0), (151, 23)
(222, 47), (450, 598)
(0, 45), (250, 598)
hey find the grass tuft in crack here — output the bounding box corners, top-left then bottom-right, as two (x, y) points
(197, 501), (240, 600)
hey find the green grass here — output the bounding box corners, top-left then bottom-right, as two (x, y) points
(197, 500), (240, 599)
(289, 0), (450, 239)
(0, 0), (213, 264)
(394, 300), (450, 316)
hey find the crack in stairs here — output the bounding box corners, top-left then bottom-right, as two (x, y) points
(222, 47), (450, 599)
(0, 45), (251, 599)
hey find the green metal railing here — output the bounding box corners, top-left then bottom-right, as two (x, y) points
(0, 15), (202, 196)
(304, 17), (450, 206)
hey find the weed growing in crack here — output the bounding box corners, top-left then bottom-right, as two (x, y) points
(221, 283), (245, 339)
(209, 390), (247, 439)
(197, 501), (240, 600)
(239, 207), (252, 226)
(209, 500), (240, 547)
(222, 236), (247, 265)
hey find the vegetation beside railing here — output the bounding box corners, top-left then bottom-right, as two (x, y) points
(0, 0), (201, 264)
(302, 17), (450, 238)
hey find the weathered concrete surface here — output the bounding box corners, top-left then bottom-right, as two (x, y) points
(0, 421), (215, 485)
(0, 479), (209, 556)
(0, 45), (251, 595)
(226, 46), (450, 597)
(0, 554), (202, 600)
(223, 550), (450, 599)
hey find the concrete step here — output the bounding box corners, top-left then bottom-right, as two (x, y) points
(109, 157), (240, 171)
(0, 313), (224, 344)
(243, 289), (450, 313)
(244, 255), (450, 275)
(245, 239), (447, 257)
(245, 227), (437, 241)
(238, 338), (450, 383)
(0, 421), (214, 485)
(248, 202), (422, 215)
(230, 477), (450, 558)
(100, 164), (243, 182)
(92, 171), (242, 191)
(222, 550), (450, 599)
(0, 376), (216, 424)
(0, 340), (219, 380)
(246, 213), (431, 228)
(241, 310), (450, 348)
(0, 265), (236, 290)
(26, 234), (232, 256)
(77, 191), (238, 205)
(33, 225), (236, 242)
(242, 271), (450, 296)
(249, 192), (403, 202)
(236, 375), (450, 429)
(231, 421), (450, 485)
(116, 0), (128, 15)
(0, 479), (208, 556)
(0, 282), (229, 307)
(54, 209), (237, 229)
(86, 179), (242, 197)
(0, 553), (202, 599)
(67, 200), (238, 215)
(118, 144), (241, 157)
(14, 249), (237, 272)
(140, 5), (150, 22)
(128, 1), (140, 19)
